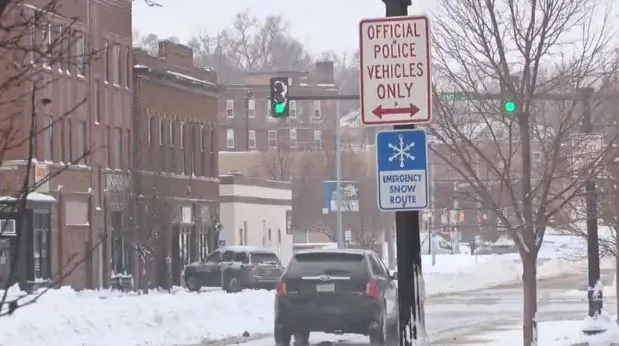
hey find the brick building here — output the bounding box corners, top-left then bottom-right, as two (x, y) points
(131, 41), (219, 288)
(0, 0), (132, 290)
(218, 61), (338, 153)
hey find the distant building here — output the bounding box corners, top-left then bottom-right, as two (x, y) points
(131, 41), (220, 288)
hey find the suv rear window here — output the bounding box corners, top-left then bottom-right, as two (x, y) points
(251, 252), (280, 265)
(287, 252), (368, 277)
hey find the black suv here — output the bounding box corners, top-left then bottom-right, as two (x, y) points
(274, 249), (398, 346)
(184, 246), (284, 293)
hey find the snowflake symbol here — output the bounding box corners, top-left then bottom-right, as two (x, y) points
(388, 134), (415, 168)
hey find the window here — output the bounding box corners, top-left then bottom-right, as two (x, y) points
(313, 101), (321, 118)
(43, 116), (53, 161)
(77, 120), (86, 164)
(40, 20), (50, 67)
(169, 121), (175, 147)
(289, 129), (297, 149)
(266, 100), (271, 117)
(198, 230), (208, 260)
(226, 129), (234, 149)
(226, 99), (234, 118)
(104, 40), (110, 83)
(180, 122), (184, 149)
(369, 255), (388, 277)
(234, 252), (249, 264)
(74, 31), (85, 76)
(116, 127), (123, 169)
(106, 126), (111, 167)
(278, 229), (282, 244)
(66, 120), (73, 163)
(113, 43), (121, 85)
(0, 219), (16, 236)
(94, 79), (101, 123)
(248, 130), (256, 149)
(221, 251), (235, 262)
(268, 130), (277, 148)
(33, 211), (51, 280)
(54, 24), (64, 71)
(239, 228), (244, 245)
(158, 118), (164, 146)
(200, 126), (206, 152)
(248, 99), (255, 118)
(533, 152), (542, 162)
(289, 100), (297, 118)
(125, 47), (131, 88)
(314, 129), (322, 148)
(205, 251), (222, 262)
(147, 117), (152, 144)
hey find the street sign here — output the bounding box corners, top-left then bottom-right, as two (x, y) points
(322, 180), (360, 214)
(359, 15), (432, 126)
(376, 129), (429, 211)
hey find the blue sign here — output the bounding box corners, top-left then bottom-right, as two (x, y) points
(322, 180), (360, 214)
(376, 129), (429, 211)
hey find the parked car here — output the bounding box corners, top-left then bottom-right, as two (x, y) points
(274, 249), (398, 346)
(475, 243), (518, 255)
(184, 246), (284, 293)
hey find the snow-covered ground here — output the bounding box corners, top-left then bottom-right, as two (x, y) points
(0, 232), (603, 346)
(469, 316), (619, 345)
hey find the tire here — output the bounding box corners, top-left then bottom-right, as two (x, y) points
(369, 312), (387, 346)
(185, 275), (201, 292)
(293, 330), (310, 346)
(225, 276), (242, 293)
(274, 326), (292, 346)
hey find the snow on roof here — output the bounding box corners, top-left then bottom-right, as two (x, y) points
(166, 70), (215, 87)
(0, 192), (56, 203)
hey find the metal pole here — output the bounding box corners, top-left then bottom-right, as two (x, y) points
(335, 89), (344, 248)
(381, 1), (424, 345)
(578, 87), (603, 322)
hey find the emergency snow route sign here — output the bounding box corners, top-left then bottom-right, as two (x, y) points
(376, 129), (429, 211)
(359, 15), (432, 126)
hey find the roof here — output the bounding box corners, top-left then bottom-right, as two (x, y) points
(220, 245), (275, 253)
(294, 248), (374, 256)
(134, 65), (218, 92)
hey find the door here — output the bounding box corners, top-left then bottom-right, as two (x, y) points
(370, 255), (397, 318)
(219, 250), (236, 285)
(202, 250), (222, 286)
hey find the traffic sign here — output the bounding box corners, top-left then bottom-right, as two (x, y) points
(376, 129), (429, 211)
(359, 15), (432, 126)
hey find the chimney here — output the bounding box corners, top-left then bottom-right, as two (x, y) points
(158, 40), (194, 69)
(315, 61), (334, 85)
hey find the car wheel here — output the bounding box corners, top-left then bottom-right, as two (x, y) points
(293, 330), (309, 346)
(274, 326), (292, 346)
(225, 276), (242, 293)
(369, 312), (386, 346)
(185, 275), (201, 292)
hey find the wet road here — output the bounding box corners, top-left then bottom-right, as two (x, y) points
(218, 269), (616, 346)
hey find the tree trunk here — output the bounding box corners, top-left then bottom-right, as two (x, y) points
(522, 252), (538, 346)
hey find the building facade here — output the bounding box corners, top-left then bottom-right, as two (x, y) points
(0, 0), (132, 290)
(131, 41), (220, 288)
(218, 173), (293, 264)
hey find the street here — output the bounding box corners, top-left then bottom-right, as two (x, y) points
(203, 269), (616, 346)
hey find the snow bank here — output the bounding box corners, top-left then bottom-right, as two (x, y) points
(0, 286), (274, 346)
(475, 317), (619, 345)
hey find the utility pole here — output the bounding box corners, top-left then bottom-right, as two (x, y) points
(335, 89), (344, 248)
(578, 87), (605, 332)
(381, 1), (425, 345)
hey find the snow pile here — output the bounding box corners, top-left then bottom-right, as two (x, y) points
(473, 317), (619, 345)
(0, 286), (275, 346)
(423, 253), (584, 296)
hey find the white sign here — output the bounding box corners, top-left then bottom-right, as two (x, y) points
(570, 134), (603, 173)
(376, 129), (429, 211)
(359, 15), (432, 126)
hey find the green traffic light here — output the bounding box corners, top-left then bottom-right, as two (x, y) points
(503, 100), (516, 113)
(274, 102), (286, 113)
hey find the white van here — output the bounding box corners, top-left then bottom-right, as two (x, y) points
(419, 233), (455, 255)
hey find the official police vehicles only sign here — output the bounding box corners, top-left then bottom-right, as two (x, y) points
(375, 129), (429, 211)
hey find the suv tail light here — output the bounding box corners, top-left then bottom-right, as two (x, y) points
(276, 280), (287, 296)
(365, 280), (379, 297)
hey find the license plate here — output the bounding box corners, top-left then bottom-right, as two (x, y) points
(315, 283), (335, 292)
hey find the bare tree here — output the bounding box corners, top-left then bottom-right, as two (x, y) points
(256, 148), (294, 181)
(428, 0), (618, 344)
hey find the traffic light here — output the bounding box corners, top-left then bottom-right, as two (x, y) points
(503, 99), (517, 114)
(269, 77), (289, 118)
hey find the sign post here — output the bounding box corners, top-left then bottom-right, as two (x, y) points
(362, 2), (431, 344)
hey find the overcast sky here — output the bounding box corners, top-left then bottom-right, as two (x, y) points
(132, 0), (618, 56)
(132, 0), (436, 55)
